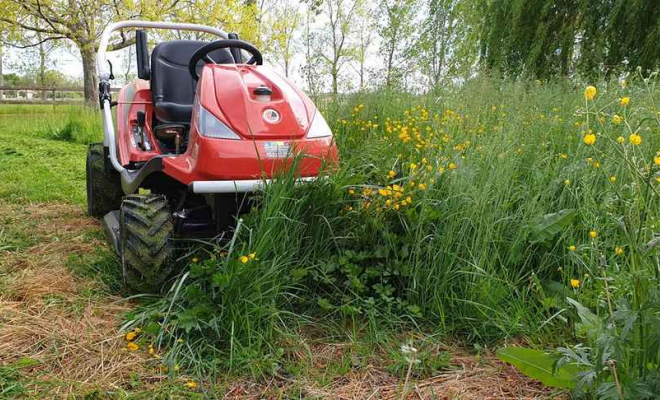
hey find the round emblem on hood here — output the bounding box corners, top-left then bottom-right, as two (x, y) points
(263, 109), (280, 124)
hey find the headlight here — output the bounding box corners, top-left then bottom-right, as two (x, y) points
(196, 105), (241, 140)
(306, 111), (333, 138)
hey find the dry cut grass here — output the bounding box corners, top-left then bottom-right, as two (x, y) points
(0, 201), (163, 397)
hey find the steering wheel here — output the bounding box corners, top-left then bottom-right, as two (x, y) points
(188, 39), (263, 80)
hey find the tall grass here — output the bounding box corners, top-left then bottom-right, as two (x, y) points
(38, 74), (643, 394)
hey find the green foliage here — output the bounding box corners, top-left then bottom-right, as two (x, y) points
(496, 347), (580, 389)
(5, 69), (660, 397)
(478, 0), (660, 78)
(0, 357), (39, 397)
(529, 209), (576, 244)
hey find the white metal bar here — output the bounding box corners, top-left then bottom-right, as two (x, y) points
(191, 177), (318, 194)
(102, 99), (125, 172)
(98, 20), (228, 81)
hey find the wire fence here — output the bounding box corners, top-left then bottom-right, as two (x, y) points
(0, 86), (120, 105)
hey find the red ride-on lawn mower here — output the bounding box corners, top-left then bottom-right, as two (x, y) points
(88, 21), (338, 293)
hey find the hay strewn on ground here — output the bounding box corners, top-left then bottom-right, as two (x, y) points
(0, 202), (160, 396)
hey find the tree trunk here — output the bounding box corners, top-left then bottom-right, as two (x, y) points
(331, 61), (338, 94)
(0, 44), (4, 101)
(80, 44), (99, 107)
(39, 38), (47, 101)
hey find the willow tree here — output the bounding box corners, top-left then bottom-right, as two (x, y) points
(478, 0), (660, 78)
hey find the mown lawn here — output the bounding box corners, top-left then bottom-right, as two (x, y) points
(0, 108), (94, 204)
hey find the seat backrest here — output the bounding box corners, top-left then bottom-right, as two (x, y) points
(150, 40), (234, 124)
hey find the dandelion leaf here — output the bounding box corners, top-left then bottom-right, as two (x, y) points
(529, 209), (576, 244)
(496, 347), (579, 389)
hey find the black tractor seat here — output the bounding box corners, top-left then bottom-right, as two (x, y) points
(150, 40), (234, 124)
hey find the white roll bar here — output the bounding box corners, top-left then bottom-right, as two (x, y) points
(97, 21), (228, 173)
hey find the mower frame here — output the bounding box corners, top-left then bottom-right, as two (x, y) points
(97, 21), (229, 190)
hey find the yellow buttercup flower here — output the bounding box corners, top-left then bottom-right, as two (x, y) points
(409, 163), (418, 170)
(249, 253), (257, 260)
(654, 156), (660, 166)
(584, 86), (597, 100)
(583, 133), (596, 146)
(616, 136), (625, 144)
(612, 115), (622, 124)
(568, 245), (576, 251)
(239, 256), (249, 264)
(609, 176), (616, 183)
(348, 188), (355, 195)
(629, 133), (642, 145)
(619, 97), (630, 106)
(448, 162), (457, 170)
(127, 342), (139, 351)
(387, 170), (397, 179)
(615, 247), (624, 256)
(125, 331), (137, 341)
(564, 179), (571, 185)
(570, 279), (580, 288)
(589, 230), (598, 239)
(185, 381), (198, 389)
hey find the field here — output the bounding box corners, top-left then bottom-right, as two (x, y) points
(1, 75), (659, 398)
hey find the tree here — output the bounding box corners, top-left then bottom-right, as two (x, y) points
(300, 10), (324, 96)
(316, 0), (361, 94)
(349, 1), (376, 91)
(378, 0), (418, 89)
(413, 0), (467, 89)
(0, 0), (262, 106)
(0, 0), (157, 105)
(0, 44), (3, 100)
(477, 0), (660, 78)
(266, 0), (301, 77)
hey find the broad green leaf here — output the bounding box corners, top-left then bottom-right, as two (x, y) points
(566, 297), (602, 340)
(529, 209), (576, 244)
(496, 347), (579, 388)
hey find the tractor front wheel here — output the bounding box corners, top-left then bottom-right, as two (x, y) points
(119, 195), (176, 294)
(86, 143), (122, 217)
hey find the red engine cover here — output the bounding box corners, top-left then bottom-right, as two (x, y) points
(116, 63), (338, 185)
(162, 64), (338, 184)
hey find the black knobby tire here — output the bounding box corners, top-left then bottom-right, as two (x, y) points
(120, 195), (176, 294)
(86, 143), (122, 217)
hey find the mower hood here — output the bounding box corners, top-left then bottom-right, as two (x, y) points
(206, 65), (317, 140)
